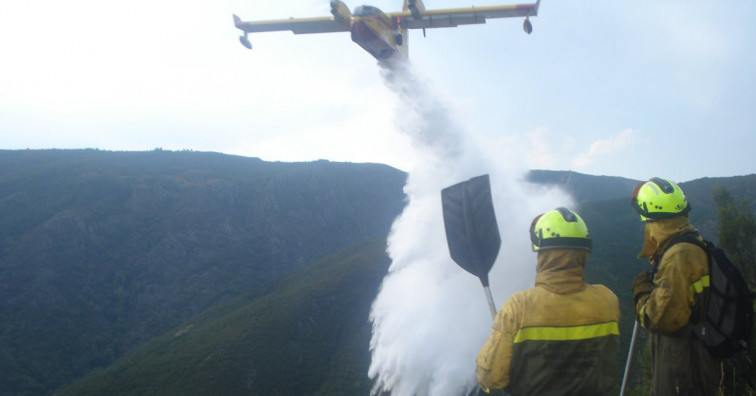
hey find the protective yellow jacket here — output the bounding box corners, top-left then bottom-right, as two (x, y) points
(476, 249), (620, 395)
(634, 216), (719, 395)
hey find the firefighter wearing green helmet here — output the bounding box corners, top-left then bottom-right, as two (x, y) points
(630, 178), (719, 395)
(476, 207), (620, 395)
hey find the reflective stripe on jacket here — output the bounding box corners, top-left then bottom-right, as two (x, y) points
(476, 249), (620, 395)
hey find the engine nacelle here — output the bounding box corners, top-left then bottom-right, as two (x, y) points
(330, 0), (353, 24)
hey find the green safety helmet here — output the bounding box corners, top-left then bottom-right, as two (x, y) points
(631, 177), (691, 221)
(529, 207), (592, 252)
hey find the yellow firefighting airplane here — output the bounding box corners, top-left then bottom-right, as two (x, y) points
(233, 0), (540, 63)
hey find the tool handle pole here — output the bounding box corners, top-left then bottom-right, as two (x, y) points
(483, 286), (497, 319)
(619, 320), (640, 396)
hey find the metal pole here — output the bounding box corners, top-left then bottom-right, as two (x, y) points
(483, 285), (497, 319)
(619, 320), (640, 396)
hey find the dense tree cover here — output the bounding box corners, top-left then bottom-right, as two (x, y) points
(58, 237), (390, 396)
(713, 186), (756, 395)
(715, 186), (756, 285)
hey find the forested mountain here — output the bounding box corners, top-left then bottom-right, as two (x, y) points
(0, 150), (406, 395)
(0, 150), (753, 395)
(59, 237), (390, 396)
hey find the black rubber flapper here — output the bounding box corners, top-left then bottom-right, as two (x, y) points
(441, 174), (501, 286)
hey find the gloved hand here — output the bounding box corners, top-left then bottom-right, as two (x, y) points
(632, 270), (653, 306)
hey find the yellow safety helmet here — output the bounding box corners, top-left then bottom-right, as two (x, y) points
(631, 177), (691, 221)
(529, 207), (592, 252)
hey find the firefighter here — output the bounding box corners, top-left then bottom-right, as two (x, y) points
(476, 207), (620, 395)
(631, 178), (719, 395)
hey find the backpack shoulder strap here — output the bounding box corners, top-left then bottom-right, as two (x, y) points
(669, 230), (706, 249)
(653, 231), (707, 272)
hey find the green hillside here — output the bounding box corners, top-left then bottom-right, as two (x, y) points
(58, 237), (390, 396)
(0, 150), (406, 395)
(526, 169), (639, 203)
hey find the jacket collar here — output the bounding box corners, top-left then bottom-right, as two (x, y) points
(637, 215), (696, 260)
(535, 249), (588, 294)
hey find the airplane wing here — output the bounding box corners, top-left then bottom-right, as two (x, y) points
(388, 2), (539, 30)
(234, 14), (351, 35)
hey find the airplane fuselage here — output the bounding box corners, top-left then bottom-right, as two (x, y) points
(351, 6), (407, 60)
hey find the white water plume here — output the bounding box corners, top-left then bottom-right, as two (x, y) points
(368, 63), (571, 395)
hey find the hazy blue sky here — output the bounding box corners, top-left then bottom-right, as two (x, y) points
(1, 0), (754, 182)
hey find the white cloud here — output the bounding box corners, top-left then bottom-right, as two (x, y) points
(572, 128), (638, 169)
(491, 128), (576, 172)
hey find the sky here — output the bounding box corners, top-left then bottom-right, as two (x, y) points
(1, 0), (755, 183)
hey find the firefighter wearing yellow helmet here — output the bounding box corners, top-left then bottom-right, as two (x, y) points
(631, 176), (691, 221)
(476, 207), (620, 395)
(630, 178), (719, 395)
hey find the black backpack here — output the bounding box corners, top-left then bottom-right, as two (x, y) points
(664, 233), (754, 359)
